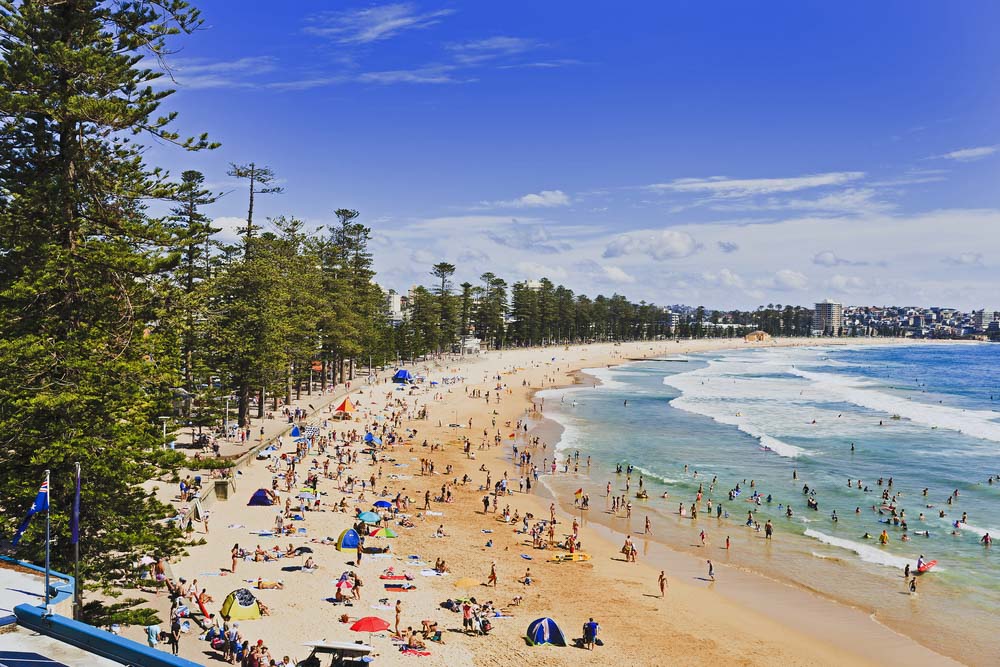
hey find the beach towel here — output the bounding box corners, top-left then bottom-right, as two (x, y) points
(419, 569), (446, 577)
(401, 649), (431, 656)
(425, 511), (443, 516)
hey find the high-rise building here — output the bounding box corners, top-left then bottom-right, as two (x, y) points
(973, 309), (999, 331)
(813, 300), (843, 336)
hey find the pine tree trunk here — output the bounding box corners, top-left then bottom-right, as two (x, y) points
(258, 386), (266, 418)
(239, 383), (251, 427)
(321, 360), (328, 392)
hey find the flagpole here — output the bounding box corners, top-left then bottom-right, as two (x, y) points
(44, 468), (50, 615)
(73, 462), (80, 620)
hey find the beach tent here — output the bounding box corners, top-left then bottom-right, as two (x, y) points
(220, 588), (263, 621)
(247, 489), (274, 506)
(526, 618), (567, 647)
(363, 433), (383, 445)
(392, 369), (413, 384)
(335, 528), (361, 551)
(290, 425), (302, 438)
(334, 397), (356, 413)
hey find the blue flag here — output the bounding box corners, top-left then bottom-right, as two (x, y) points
(71, 466), (80, 545)
(11, 480), (49, 546)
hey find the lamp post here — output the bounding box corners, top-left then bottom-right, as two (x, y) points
(158, 416), (170, 449)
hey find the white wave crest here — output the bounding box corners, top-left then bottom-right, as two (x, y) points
(805, 529), (916, 570)
(789, 368), (1000, 443)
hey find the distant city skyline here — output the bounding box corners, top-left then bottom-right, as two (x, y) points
(151, 2), (1000, 309)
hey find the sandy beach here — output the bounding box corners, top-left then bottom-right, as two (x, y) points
(120, 336), (962, 666)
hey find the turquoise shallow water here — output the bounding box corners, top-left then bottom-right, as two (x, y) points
(536, 343), (1000, 663)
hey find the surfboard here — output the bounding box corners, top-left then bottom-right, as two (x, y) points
(917, 560), (937, 574)
(547, 553), (591, 563)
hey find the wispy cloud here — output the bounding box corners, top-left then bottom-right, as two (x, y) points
(943, 252), (984, 266)
(358, 65), (467, 84)
(717, 241), (739, 253)
(710, 187), (893, 215)
(647, 171), (865, 198)
(813, 251), (867, 267)
(498, 59), (583, 70)
(154, 56), (278, 89)
(487, 222), (571, 254)
(304, 3), (454, 44)
(932, 145), (997, 162)
(484, 190), (571, 208)
(447, 36), (542, 64)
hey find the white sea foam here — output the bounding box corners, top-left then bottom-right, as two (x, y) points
(789, 367), (1000, 443)
(583, 366), (630, 390)
(804, 529), (916, 570)
(631, 465), (680, 486)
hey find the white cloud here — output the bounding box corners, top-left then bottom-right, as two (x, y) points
(447, 36), (540, 64)
(153, 56), (278, 90)
(603, 230), (700, 260)
(755, 269), (808, 291)
(702, 268), (745, 289)
(304, 4), (454, 44)
(211, 216), (248, 244)
(487, 190), (570, 208)
(813, 251), (866, 267)
(717, 241), (739, 253)
(487, 222), (569, 254)
(828, 274), (866, 292)
(603, 265), (636, 284)
(515, 261), (567, 281)
(647, 171), (864, 198)
(943, 252), (983, 266)
(410, 248), (436, 265)
(358, 66), (466, 85)
(934, 146), (997, 162)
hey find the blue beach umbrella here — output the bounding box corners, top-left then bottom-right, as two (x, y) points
(358, 511), (381, 524)
(373, 500), (392, 509)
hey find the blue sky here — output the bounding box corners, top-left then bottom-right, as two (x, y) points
(151, 1), (1000, 309)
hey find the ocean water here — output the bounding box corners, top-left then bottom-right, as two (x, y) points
(535, 343), (1000, 663)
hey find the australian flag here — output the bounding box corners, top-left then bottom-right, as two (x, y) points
(11, 480), (49, 546)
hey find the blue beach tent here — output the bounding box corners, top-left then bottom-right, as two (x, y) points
(290, 425), (301, 437)
(335, 528), (361, 551)
(392, 369), (414, 383)
(526, 617), (566, 646)
(247, 489), (274, 506)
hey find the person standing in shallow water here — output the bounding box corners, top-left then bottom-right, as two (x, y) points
(658, 570), (668, 597)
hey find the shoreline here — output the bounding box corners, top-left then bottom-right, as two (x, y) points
(121, 336), (967, 666)
(526, 349), (962, 666)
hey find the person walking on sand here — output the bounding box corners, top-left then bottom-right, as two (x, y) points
(645, 516), (652, 535)
(658, 571), (668, 597)
(707, 560), (715, 581)
(230, 544), (240, 573)
(487, 562), (497, 587)
(395, 600), (402, 636)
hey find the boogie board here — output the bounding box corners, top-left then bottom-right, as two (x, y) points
(916, 560), (937, 574)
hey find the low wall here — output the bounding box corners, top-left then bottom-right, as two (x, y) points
(14, 604), (202, 667)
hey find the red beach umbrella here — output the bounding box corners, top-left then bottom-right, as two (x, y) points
(350, 616), (390, 633)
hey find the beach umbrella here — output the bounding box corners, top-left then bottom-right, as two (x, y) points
(296, 492), (317, 500)
(336, 578), (354, 589)
(350, 616), (389, 633)
(368, 527), (397, 538)
(358, 511), (381, 524)
(373, 500), (392, 509)
(453, 577), (479, 589)
(294, 546), (314, 555)
(334, 397), (356, 413)
(138, 555), (156, 566)
(351, 615), (390, 644)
